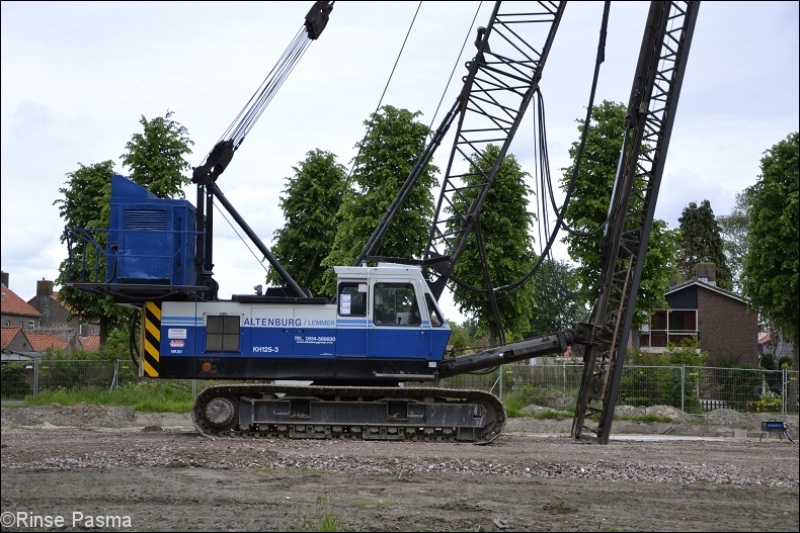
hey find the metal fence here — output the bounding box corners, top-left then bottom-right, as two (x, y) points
(1, 359), (798, 415)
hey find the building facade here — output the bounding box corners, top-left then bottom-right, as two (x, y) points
(640, 278), (758, 366)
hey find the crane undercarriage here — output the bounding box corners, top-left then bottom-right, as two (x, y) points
(192, 384), (506, 443)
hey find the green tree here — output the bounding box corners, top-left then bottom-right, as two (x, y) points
(527, 258), (586, 335)
(560, 100), (678, 327)
(322, 105), (438, 283)
(55, 112), (194, 345)
(676, 199), (732, 290)
(446, 321), (472, 354)
(742, 132), (799, 370)
(450, 144), (536, 342)
(120, 110), (193, 197)
(55, 161), (129, 343)
(267, 149), (348, 298)
(717, 191), (751, 293)
(637, 220), (680, 321)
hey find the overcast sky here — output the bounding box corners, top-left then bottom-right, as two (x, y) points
(2, 1), (798, 323)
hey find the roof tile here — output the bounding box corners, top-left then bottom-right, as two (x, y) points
(25, 331), (69, 352)
(1, 286), (42, 317)
(1, 326), (23, 349)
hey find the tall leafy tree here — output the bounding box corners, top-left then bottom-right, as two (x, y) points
(267, 149), (347, 298)
(450, 144), (536, 342)
(322, 105), (438, 281)
(120, 110), (193, 197)
(55, 112), (194, 344)
(742, 132), (799, 370)
(560, 100), (678, 328)
(717, 191), (751, 293)
(677, 200), (732, 290)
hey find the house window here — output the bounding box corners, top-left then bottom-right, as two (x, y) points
(667, 309), (697, 346)
(206, 315), (240, 352)
(27, 320), (36, 330)
(641, 309), (698, 349)
(651, 309), (668, 330)
(669, 310), (697, 331)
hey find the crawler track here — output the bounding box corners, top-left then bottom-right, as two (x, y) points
(192, 384), (506, 444)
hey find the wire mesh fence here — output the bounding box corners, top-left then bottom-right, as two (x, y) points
(1, 359), (797, 415)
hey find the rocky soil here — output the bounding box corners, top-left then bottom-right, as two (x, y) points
(1, 404), (798, 532)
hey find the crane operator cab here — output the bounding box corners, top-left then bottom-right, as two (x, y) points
(332, 263), (449, 366)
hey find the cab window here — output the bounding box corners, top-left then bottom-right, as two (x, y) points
(338, 282), (367, 316)
(374, 283), (421, 326)
(425, 294), (444, 327)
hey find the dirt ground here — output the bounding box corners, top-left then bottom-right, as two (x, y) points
(1, 405), (798, 532)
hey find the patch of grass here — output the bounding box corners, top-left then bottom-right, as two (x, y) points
(305, 491), (345, 532)
(505, 406), (573, 419)
(532, 409), (572, 420)
(616, 413), (674, 424)
(354, 497), (394, 509)
(544, 495), (576, 514)
(24, 382), (194, 413)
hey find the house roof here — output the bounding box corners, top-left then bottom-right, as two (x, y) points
(1, 326), (23, 349)
(1, 285), (42, 318)
(78, 334), (100, 352)
(664, 277), (748, 305)
(25, 330), (70, 352)
(50, 291), (72, 311)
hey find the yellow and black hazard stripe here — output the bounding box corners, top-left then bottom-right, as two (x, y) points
(142, 301), (162, 377)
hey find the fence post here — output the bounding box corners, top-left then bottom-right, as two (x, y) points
(110, 359), (120, 393)
(782, 368), (787, 416)
(680, 365), (685, 412)
(32, 358), (39, 400)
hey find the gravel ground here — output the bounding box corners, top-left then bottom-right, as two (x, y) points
(1, 404), (798, 532)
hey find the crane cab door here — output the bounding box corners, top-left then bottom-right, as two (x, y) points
(370, 282), (428, 358)
(335, 282), (369, 357)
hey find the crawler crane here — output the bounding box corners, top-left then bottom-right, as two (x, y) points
(66, 1), (699, 443)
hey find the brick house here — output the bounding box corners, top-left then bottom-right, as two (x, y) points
(0, 272), (99, 359)
(1, 274), (41, 331)
(1, 326), (77, 360)
(639, 277), (759, 366)
(1, 326), (34, 359)
(27, 279), (100, 338)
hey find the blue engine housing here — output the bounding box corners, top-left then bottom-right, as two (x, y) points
(107, 174), (198, 286)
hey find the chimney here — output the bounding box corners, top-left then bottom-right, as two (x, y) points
(37, 279), (54, 297)
(1, 271), (7, 288)
(695, 262), (717, 286)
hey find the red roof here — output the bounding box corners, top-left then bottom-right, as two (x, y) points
(79, 334), (100, 352)
(1, 285), (42, 317)
(25, 331), (69, 352)
(1, 326), (23, 349)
